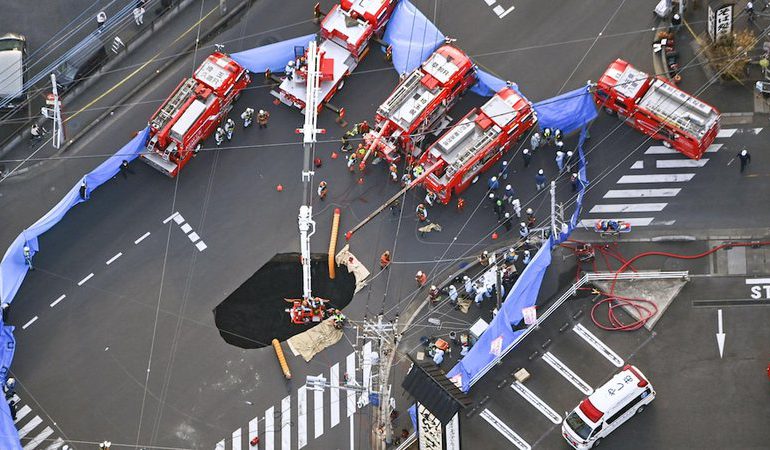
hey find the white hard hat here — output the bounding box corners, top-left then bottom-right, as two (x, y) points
(505, 184), (511, 190)
(483, 250), (488, 256)
(520, 222), (526, 227)
(505, 212), (510, 218)
(430, 285), (437, 290)
(567, 150), (573, 156)
(741, 149), (748, 156)
(523, 148), (530, 154)
(526, 208), (533, 214)
(417, 271), (423, 276)
(502, 160), (508, 166)
(524, 250), (530, 256)
(259, 110), (265, 114)
(463, 275), (470, 281)
(491, 176), (497, 181)
(288, 60), (295, 66)
(538, 169), (544, 175)
(489, 193), (494, 199)
(556, 150), (564, 156)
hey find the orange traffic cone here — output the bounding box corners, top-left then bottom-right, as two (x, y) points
(276, 184), (283, 192)
(491, 232), (498, 240)
(250, 436), (260, 446)
(273, 99), (280, 105)
(331, 151), (338, 159)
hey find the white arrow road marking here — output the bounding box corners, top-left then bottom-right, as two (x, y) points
(716, 309), (726, 358)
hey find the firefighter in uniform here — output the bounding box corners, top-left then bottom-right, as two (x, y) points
(224, 118), (236, 140)
(241, 107), (254, 128)
(542, 127), (552, 145)
(425, 191), (437, 207)
(526, 208), (536, 228)
(257, 110), (270, 128)
(215, 127), (225, 146)
(416, 203), (428, 222)
(389, 163), (398, 182)
(347, 153), (357, 172)
(317, 181), (328, 200)
(284, 60), (295, 80)
(356, 144), (367, 161)
(340, 135), (352, 152)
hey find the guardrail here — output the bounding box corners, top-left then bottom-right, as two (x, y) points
(468, 270), (689, 387)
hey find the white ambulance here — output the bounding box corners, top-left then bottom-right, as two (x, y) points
(562, 365), (655, 449)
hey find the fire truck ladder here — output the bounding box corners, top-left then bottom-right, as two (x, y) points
(151, 78), (197, 133)
(380, 71), (421, 116)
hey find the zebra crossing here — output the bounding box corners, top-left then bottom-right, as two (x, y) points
(215, 345), (370, 450)
(579, 129), (761, 229)
(9, 394), (68, 450)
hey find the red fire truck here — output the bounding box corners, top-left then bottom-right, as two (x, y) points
(416, 87), (537, 204)
(595, 58), (720, 160)
(271, 0), (397, 113)
(142, 52), (250, 177)
(361, 44), (477, 168)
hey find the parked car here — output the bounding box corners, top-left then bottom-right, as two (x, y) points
(0, 33), (27, 109)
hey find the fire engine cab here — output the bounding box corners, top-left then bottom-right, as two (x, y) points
(595, 58), (720, 160)
(142, 52), (250, 177)
(416, 86), (536, 204)
(271, 0), (397, 113)
(362, 44), (477, 167)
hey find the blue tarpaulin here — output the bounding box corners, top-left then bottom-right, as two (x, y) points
(470, 69), (509, 97)
(534, 86), (597, 135)
(0, 325), (17, 450)
(383, 0), (444, 75)
(231, 34), (316, 74)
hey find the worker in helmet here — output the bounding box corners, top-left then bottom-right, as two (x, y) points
(530, 132), (541, 150)
(284, 60), (295, 80)
(347, 153), (357, 172)
(215, 127), (225, 146)
(412, 164), (425, 178)
(522, 148), (532, 167)
(416, 203), (428, 222)
(224, 118), (236, 140)
(317, 181), (328, 200)
(526, 208), (536, 228)
(389, 163), (398, 182)
(257, 110), (270, 128)
(241, 107), (254, 128)
(519, 222), (529, 238)
(424, 191), (437, 207)
(542, 127), (552, 144)
(401, 172), (411, 187)
(415, 270), (427, 287)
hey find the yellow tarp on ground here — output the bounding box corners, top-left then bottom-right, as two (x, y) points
(287, 318), (343, 362)
(336, 244), (370, 293)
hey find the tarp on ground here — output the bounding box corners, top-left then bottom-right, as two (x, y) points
(534, 85), (597, 135)
(287, 318), (343, 362)
(383, 0), (444, 75)
(447, 239), (553, 392)
(336, 244), (370, 293)
(0, 127), (149, 304)
(231, 34), (316, 74)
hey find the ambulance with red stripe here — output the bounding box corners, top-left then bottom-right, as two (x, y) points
(562, 365), (655, 449)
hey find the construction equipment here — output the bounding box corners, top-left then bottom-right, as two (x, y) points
(416, 86), (537, 204)
(595, 58), (720, 160)
(270, 0), (397, 114)
(360, 44), (477, 169)
(142, 51), (251, 177)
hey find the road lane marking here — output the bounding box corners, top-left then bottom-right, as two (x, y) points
(281, 395), (291, 450)
(106, 252), (122, 265)
(22, 425), (53, 450)
(163, 212), (180, 224)
(195, 241), (208, 252)
(630, 160), (643, 169)
(479, 408), (531, 450)
(656, 159), (709, 168)
(22, 317), (39, 330)
(497, 5), (515, 18)
(173, 214), (185, 224)
(180, 223), (192, 234)
(330, 363), (340, 428)
(509, 381), (562, 424)
(49, 295), (66, 308)
(298, 386), (307, 449)
(14, 405), (31, 423)
(579, 217), (655, 228)
(248, 416), (259, 449)
(745, 278), (770, 284)
(645, 143), (721, 154)
(349, 415), (355, 450)
(589, 203), (667, 213)
(314, 373), (324, 439)
(232, 428), (242, 450)
(214, 440), (224, 450)
(188, 232), (200, 243)
(573, 323), (623, 367)
(44, 438), (65, 450)
(17, 415), (43, 439)
(265, 406), (275, 450)
(717, 128), (737, 138)
(542, 352), (593, 395)
(346, 352), (356, 417)
(604, 188), (680, 198)
(618, 174), (694, 183)
(77, 273), (94, 286)
(134, 232), (151, 244)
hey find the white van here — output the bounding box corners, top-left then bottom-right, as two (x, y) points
(562, 365), (655, 449)
(0, 33), (27, 109)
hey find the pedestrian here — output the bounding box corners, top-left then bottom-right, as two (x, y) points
(535, 169), (547, 191)
(3, 377), (15, 400)
(530, 132), (541, 150)
(119, 160), (132, 179)
(488, 176), (499, 191)
(96, 11), (107, 32)
(424, 191), (436, 207)
(555, 150), (565, 173)
(488, 193), (496, 205)
(317, 181), (328, 200)
(224, 118), (235, 140)
(519, 222), (529, 239)
(215, 127), (225, 146)
(512, 198), (521, 219)
(1, 303), (9, 323)
(416, 203), (428, 222)
(241, 107), (254, 127)
(522, 250), (531, 265)
(30, 124), (42, 142)
(570, 172), (579, 192)
(478, 250), (490, 267)
(7, 399), (16, 421)
(526, 208), (536, 228)
(494, 199), (505, 221)
(565, 150), (574, 173)
(347, 153), (357, 172)
(503, 212), (513, 231)
(554, 128), (563, 148)
(463, 275), (473, 297)
(380, 250), (391, 270)
(456, 197), (465, 212)
(738, 149), (751, 174)
(415, 270), (427, 287)
(389, 163), (398, 182)
(522, 148), (532, 167)
(133, 6), (145, 25)
(447, 285), (458, 306)
(503, 184), (514, 202)
(499, 160), (509, 180)
(257, 110), (270, 128)
(79, 181), (88, 200)
(474, 282), (485, 306)
(401, 172), (411, 187)
(23, 245), (33, 270)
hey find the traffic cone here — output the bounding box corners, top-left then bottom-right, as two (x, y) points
(273, 99), (280, 105)
(491, 232), (498, 240)
(276, 184), (283, 192)
(250, 436), (260, 446)
(331, 151), (338, 159)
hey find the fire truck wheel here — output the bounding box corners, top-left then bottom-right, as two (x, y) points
(603, 106), (616, 116)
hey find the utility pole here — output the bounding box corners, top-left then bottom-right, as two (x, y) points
(550, 180), (557, 238)
(42, 74), (64, 149)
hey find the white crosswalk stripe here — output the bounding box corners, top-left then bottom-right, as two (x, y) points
(14, 405), (31, 423)
(330, 363), (340, 428)
(11, 400), (67, 450)
(717, 128), (737, 138)
(603, 188), (680, 198)
(248, 416), (258, 448)
(314, 373), (324, 439)
(618, 173), (694, 183)
(214, 440), (225, 450)
(17, 415), (43, 439)
(44, 438), (65, 450)
(589, 203), (667, 213)
(23, 426), (53, 450)
(645, 143), (722, 154)
(346, 352), (357, 418)
(282, 395), (291, 450)
(232, 428), (242, 450)
(265, 406), (275, 450)
(297, 386), (307, 449)
(630, 160), (644, 169)
(656, 158), (709, 168)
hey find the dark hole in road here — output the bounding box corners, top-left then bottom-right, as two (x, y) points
(213, 253), (356, 349)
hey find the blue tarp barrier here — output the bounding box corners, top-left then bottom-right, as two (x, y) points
(383, 0), (444, 75)
(408, 403), (417, 432)
(555, 126), (590, 244)
(534, 85), (597, 135)
(231, 34), (316, 74)
(0, 325), (17, 450)
(470, 69), (509, 97)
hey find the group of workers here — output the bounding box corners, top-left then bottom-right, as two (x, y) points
(214, 108), (270, 146)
